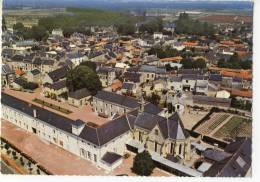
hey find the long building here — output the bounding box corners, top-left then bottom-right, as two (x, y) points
(1, 92), (201, 176)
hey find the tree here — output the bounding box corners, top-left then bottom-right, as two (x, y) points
(116, 23), (135, 35)
(13, 22), (27, 39)
(145, 93), (160, 106)
(66, 65), (102, 95)
(2, 16), (7, 32)
(132, 151), (155, 176)
(30, 25), (49, 41)
(80, 61), (97, 71)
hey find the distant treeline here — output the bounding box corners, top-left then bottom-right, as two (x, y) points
(175, 12), (215, 36)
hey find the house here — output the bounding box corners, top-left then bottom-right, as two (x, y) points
(171, 96), (185, 115)
(92, 90), (163, 118)
(121, 82), (137, 95)
(11, 77), (28, 90)
(68, 88), (91, 107)
(153, 32), (163, 40)
(123, 71), (141, 83)
(43, 66), (70, 84)
(27, 69), (41, 83)
(182, 75), (197, 92)
(43, 80), (68, 99)
(167, 76), (183, 94)
(216, 90), (230, 99)
(195, 80), (208, 95)
(67, 52), (87, 68)
(52, 29), (63, 37)
(1, 64), (15, 87)
(96, 67), (116, 87)
(172, 42), (185, 51)
(139, 65), (166, 83)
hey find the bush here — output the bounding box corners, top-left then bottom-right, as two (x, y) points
(4, 143), (10, 150)
(124, 153), (130, 159)
(132, 151), (155, 176)
(7, 150), (11, 155)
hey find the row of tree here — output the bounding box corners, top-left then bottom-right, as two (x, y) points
(217, 53), (252, 70)
(175, 12), (215, 36)
(13, 22), (48, 41)
(147, 46), (179, 59)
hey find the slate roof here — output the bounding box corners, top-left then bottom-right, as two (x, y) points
(178, 69), (206, 75)
(140, 65), (166, 74)
(2, 64), (14, 75)
(131, 112), (189, 140)
(94, 90), (139, 109)
(101, 152), (122, 165)
(13, 77), (27, 86)
(30, 69), (41, 76)
(122, 82), (135, 90)
(167, 112), (190, 140)
(97, 115), (130, 145)
(202, 149), (232, 162)
(1, 93), (74, 134)
(97, 66), (114, 74)
(123, 71), (141, 83)
(44, 80), (67, 90)
(209, 74), (222, 81)
(193, 95), (231, 107)
(182, 74), (198, 80)
(68, 88), (91, 100)
(168, 76), (182, 82)
(47, 66), (70, 82)
(204, 137), (251, 177)
(2, 92), (190, 148)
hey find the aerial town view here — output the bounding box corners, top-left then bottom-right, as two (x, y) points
(0, 0), (254, 178)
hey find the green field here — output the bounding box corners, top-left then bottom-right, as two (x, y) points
(213, 116), (252, 140)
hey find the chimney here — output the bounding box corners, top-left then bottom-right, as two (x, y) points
(33, 109), (37, 118)
(138, 90), (145, 112)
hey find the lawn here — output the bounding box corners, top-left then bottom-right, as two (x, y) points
(213, 116), (252, 139)
(32, 98), (72, 114)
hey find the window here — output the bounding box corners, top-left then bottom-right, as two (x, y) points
(155, 129), (159, 135)
(53, 129), (56, 134)
(87, 151), (91, 159)
(60, 140), (63, 146)
(186, 80), (188, 83)
(170, 143), (174, 154)
(179, 144), (182, 155)
(94, 154), (97, 162)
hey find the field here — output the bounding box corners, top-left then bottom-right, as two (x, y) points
(199, 14), (253, 24)
(213, 116), (252, 140)
(3, 7), (139, 30)
(196, 113), (230, 135)
(3, 8), (67, 28)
